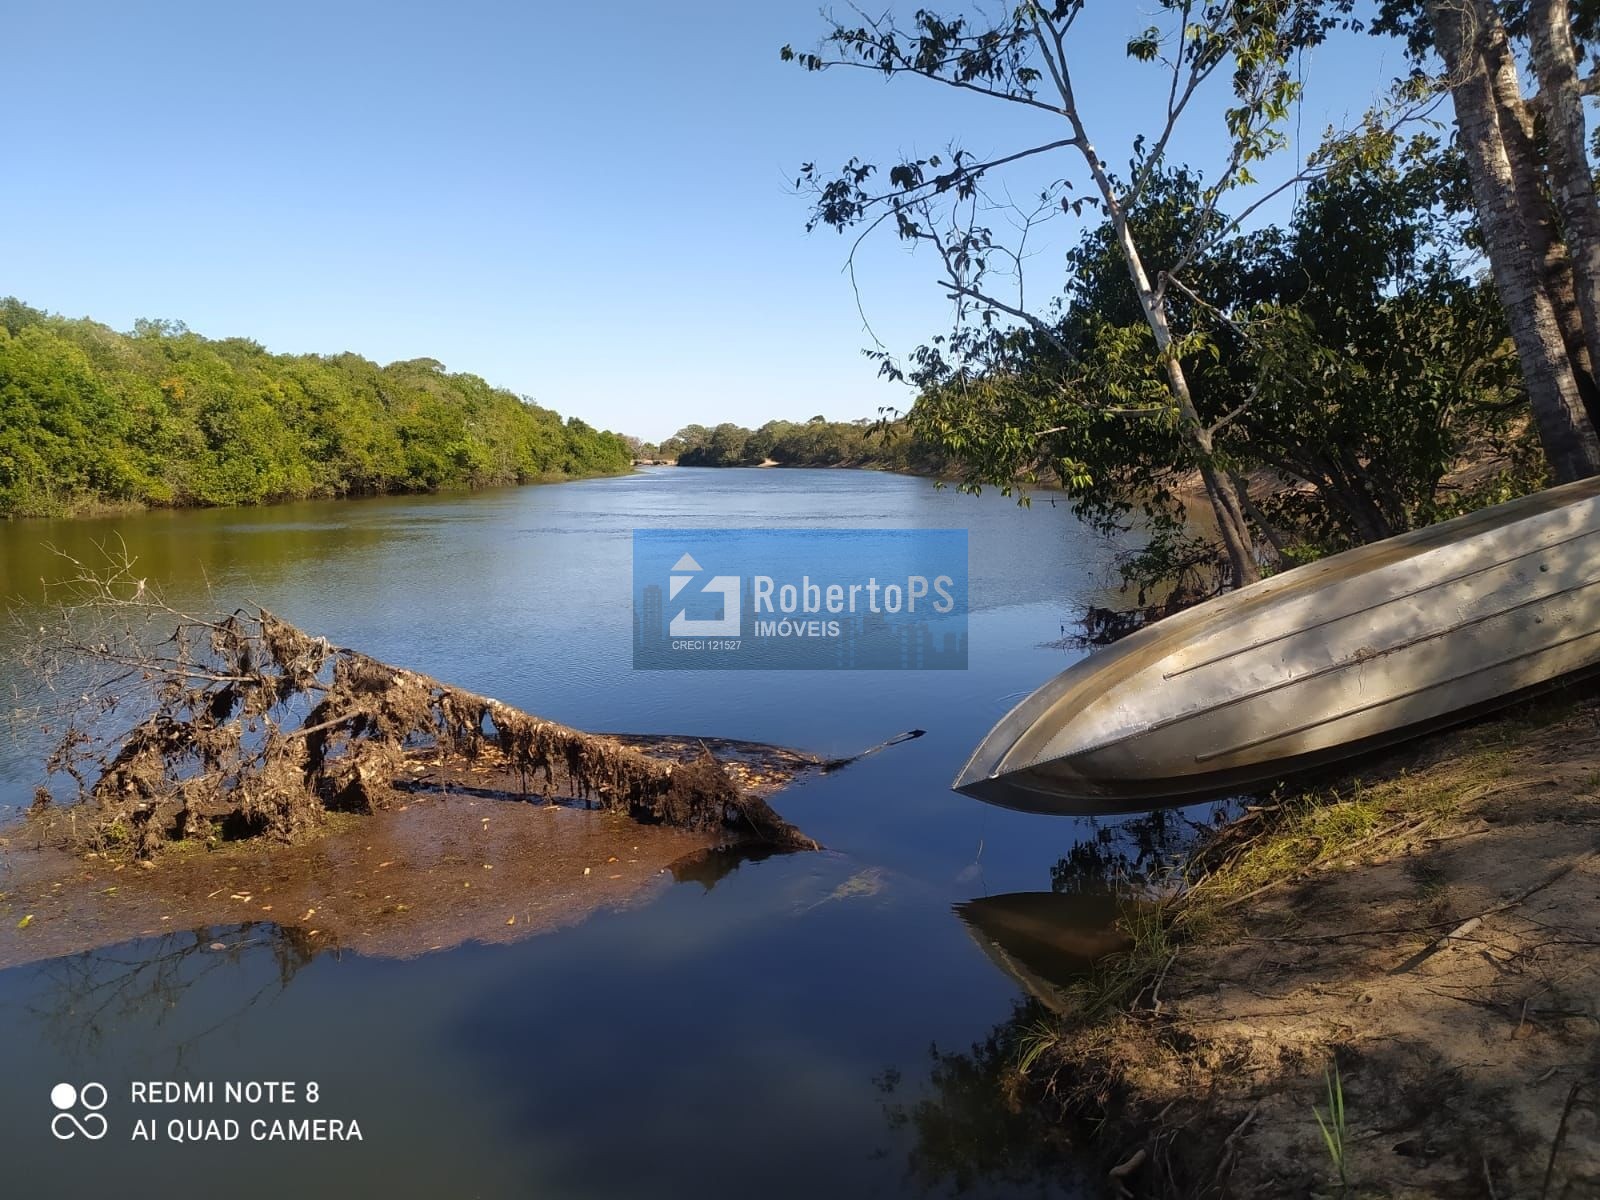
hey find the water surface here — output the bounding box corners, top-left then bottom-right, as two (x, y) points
(0, 468), (1151, 1198)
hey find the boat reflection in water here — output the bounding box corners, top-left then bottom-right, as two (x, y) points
(954, 891), (1134, 1015)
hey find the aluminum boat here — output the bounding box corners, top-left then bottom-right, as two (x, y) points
(954, 477), (1600, 815)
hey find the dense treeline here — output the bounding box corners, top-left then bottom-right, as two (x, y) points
(660, 416), (945, 472)
(0, 299), (633, 518)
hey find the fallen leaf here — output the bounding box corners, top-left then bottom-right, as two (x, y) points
(16, 914), (33, 929)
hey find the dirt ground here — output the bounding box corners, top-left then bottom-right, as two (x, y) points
(1044, 693), (1600, 1199)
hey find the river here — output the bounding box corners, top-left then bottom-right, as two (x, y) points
(0, 467), (1156, 1198)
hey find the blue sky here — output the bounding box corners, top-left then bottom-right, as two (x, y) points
(4, 2), (1406, 441)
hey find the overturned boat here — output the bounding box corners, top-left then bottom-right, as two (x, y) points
(955, 477), (1600, 815)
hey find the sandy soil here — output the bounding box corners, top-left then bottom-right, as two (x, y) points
(1046, 695), (1600, 1198)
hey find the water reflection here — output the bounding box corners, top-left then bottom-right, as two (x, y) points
(666, 843), (790, 891)
(27, 923), (322, 1066)
(0, 470), (1150, 1197)
(875, 997), (1086, 1196)
(1049, 804), (1235, 893)
(868, 869), (1160, 1196)
(954, 892), (1132, 1018)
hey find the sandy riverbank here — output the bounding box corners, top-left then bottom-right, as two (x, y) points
(1020, 689), (1600, 1198)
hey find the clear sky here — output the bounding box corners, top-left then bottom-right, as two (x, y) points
(4, 2), (1405, 441)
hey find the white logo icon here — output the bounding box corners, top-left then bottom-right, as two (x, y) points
(668, 553), (740, 637)
(51, 1082), (108, 1140)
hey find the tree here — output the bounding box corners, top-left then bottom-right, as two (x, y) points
(0, 300), (635, 517)
(909, 140), (1528, 581)
(1418, 0), (1600, 480)
(1525, 0), (1600, 396)
(1231, 135), (1529, 547)
(786, 2), (1353, 585)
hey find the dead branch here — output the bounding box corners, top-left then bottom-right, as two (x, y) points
(21, 555), (815, 859)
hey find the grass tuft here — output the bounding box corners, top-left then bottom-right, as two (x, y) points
(1313, 1061), (1351, 1193)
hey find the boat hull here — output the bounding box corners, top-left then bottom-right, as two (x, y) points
(954, 477), (1600, 816)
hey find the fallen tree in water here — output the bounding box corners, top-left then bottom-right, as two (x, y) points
(23, 561), (815, 859)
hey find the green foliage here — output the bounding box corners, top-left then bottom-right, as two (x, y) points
(0, 301), (633, 517)
(908, 137), (1534, 584)
(663, 416), (945, 473)
(786, 2), (1547, 600)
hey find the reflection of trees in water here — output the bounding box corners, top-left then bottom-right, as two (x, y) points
(875, 998), (1079, 1197)
(28, 922), (322, 1068)
(1050, 803), (1236, 894)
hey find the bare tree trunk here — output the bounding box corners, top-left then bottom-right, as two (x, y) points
(1065, 128), (1261, 583)
(1427, 0), (1600, 482)
(1022, 19), (1262, 585)
(1481, 2), (1600, 426)
(1114, 208), (1262, 585)
(1228, 468), (1287, 565)
(1527, 0), (1600, 390)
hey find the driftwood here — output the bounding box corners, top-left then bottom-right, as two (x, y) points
(35, 603), (815, 859)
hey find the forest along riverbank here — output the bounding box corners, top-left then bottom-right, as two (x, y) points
(1011, 687), (1600, 1198)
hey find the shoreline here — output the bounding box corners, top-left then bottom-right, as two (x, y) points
(5, 460), (1076, 523)
(0, 466), (638, 523)
(1006, 688), (1600, 1197)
